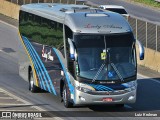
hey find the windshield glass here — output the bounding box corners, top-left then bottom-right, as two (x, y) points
(74, 33), (136, 81)
(106, 8), (127, 14)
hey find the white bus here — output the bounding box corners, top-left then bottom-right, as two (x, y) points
(18, 3), (144, 108)
(98, 5), (129, 17)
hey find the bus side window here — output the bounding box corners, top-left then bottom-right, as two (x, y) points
(65, 25), (73, 58)
(19, 11), (24, 23)
(20, 11), (64, 58)
(66, 39), (76, 78)
(24, 12), (29, 22)
(64, 26), (75, 78)
(50, 21), (56, 29)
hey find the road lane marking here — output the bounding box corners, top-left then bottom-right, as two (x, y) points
(0, 110), (40, 111)
(0, 20), (17, 29)
(0, 97), (14, 99)
(138, 73), (160, 84)
(0, 49), (6, 54)
(0, 103), (29, 105)
(0, 88), (63, 120)
(0, 88), (45, 111)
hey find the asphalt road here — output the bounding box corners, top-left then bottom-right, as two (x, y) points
(0, 20), (160, 120)
(87, 0), (160, 24)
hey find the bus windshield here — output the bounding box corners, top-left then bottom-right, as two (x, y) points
(74, 33), (136, 81)
(105, 8), (127, 15)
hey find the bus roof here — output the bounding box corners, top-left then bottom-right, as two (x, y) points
(20, 3), (132, 34)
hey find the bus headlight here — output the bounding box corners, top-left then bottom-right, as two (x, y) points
(76, 86), (92, 93)
(75, 83), (95, 93)
(123, 81), (137, 92)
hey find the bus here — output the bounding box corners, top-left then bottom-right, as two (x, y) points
(18, 3), (144, 108)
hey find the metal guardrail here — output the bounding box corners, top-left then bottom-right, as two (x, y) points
(128, 17), (160, 52)
(5, 0), (160, 52)
(5, 0), (85, 5)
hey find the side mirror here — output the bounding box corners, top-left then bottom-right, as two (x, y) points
(68, 38), (75, 60)
(136, 40), (144, 60)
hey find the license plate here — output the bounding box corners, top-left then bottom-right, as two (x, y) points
(102, 98), (113, 102)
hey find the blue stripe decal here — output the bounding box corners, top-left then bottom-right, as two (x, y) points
(99, 85), (113, 91)
(121, 84), (128, 88)
(25, 37), (54, 94)
(97, 87), (106, 91)
(23, 38), (43, 89)
(27, 40), (57, 95)
(23, 37), (56, 95)
(24, 38), (51, 92)
(88, 84), (113, 91)
(26, 42), (47, 90)
(53, 48), (74, 94)
(94, 85), (106, 91)
(23, 38), (45, 90)
(95, 85), (109, 91)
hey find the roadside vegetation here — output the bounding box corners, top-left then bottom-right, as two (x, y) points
(131, 0), (160, 8)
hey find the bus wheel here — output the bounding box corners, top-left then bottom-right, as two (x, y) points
(62, 85), (73, 108)
(29, 71), (37, 93)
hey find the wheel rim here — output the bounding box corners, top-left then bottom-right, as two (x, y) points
(30, 71), (34, 91)
(63, 87), (67, 105)
(30, 80), (34, 90)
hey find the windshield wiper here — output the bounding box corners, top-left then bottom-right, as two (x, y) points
(110, 62), (124, 81)
(92, 63), (106, 83)
(92, 35), (107, 83)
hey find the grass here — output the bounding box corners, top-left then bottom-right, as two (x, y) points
(131, 0), (160, 8)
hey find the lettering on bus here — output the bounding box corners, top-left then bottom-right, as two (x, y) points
(84, 24), (122, 29)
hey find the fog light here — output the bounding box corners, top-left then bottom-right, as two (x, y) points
(79, 96), (85, 101)
(128, 95), (134, 101)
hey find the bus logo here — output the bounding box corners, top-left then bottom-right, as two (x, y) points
(42, 45), (54, 61)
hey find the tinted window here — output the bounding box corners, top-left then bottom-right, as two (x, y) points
(19, 11), (63, 50)
(105, 8), (127, 14)
(74, 33), (136, 81)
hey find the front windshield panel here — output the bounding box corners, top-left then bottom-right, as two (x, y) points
(106, 8), (128, 14)
(74, 33), (136, 81)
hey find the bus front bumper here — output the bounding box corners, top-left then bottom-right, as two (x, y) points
(73, 89), (136, 105)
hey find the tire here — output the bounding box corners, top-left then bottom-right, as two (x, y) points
(116, 104), (124, 108)
(62, 85), (73, 108)
(29, 71), (38, 93)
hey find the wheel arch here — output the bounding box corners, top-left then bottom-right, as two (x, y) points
(60, 78), (65, 97)
(28, 65), (32, 82)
